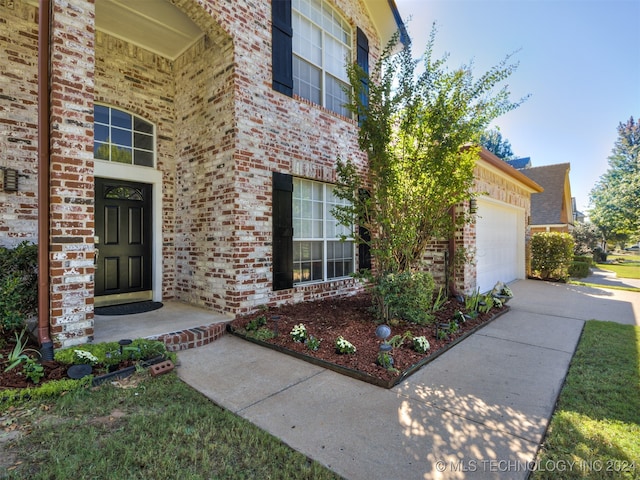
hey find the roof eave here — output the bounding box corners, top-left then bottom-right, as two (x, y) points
(362, 0), (410, 51)
(477, 148), (544, 193)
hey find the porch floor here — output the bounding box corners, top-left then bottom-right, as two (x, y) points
(93, 301), (232, 350)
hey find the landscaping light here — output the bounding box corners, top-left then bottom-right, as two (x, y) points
(375, 324), (392, 352)
(119, 339), (132, 356)
(271, 315), (281, 336)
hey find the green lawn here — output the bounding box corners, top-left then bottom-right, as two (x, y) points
(1, 374), (342, 480)
(597, 253), (640, 279)
(532, 321), (640, 479)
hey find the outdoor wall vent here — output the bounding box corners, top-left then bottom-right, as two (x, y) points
(3, 168), (18, 192)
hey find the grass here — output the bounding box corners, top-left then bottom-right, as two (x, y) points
(1, 373), (342, 480)
(596, 253), (640, 279)
(532, 321), (640, 479)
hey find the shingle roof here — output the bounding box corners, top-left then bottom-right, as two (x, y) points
(519, 163), (571, 225)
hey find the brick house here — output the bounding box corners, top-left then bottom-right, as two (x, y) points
(1, 0), (539, 351)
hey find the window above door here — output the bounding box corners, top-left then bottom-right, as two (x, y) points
(94, 105), (155, 168)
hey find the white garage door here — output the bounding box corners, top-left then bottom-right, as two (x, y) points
(475, 199), (525, 293)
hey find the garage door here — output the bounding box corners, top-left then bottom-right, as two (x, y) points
(475, 199), (525, 293)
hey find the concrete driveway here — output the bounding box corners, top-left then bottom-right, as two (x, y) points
(177, 279), (638, 479)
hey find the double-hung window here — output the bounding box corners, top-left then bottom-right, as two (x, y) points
(292, 0), (351, 117)
(94, 105), (155, 167)
(292, 177), (354, 283)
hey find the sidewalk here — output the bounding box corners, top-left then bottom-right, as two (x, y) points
(581, 266), (640, 290)
(177, 279), (638, 479)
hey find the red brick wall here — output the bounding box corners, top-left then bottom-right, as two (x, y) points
(2, 0), (391, 346)
(48, 0), (96, 346)
(0, 0), (39, 245)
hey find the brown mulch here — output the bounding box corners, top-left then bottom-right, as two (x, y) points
(0, 342), (134, 391)
(229, 291), (506, 386)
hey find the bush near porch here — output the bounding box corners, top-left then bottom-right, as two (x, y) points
(531, 232), (574, 281)
(0, 242), (38, 335)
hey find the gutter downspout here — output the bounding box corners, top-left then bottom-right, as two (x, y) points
(37, 0), (53, 360)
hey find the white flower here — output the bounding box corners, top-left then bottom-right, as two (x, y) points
(74, 349), (98, 365)
(290, 323), (308, 342)
(335, 336), (356, 354)
(413, 336), (430, 354)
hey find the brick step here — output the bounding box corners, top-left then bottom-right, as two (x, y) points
(147, 322), (229, 352)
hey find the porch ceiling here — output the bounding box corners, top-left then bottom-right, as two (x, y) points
(96, 0), (204, 60)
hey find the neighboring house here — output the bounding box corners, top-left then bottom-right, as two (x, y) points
(572, 198), (585, 223)
(515, 163), (575, 234)
(1, 0), (538, 349)
(506, 156), (531, 169)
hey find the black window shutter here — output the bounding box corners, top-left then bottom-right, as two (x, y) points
(358, 188), (371, 271)
(272, 0), (293, 96)
(356, 27), (369, 120)
(272, 172), (294, 290)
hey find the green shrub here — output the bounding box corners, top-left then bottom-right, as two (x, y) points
(531, 232), (575, 281)
(373, 271), (435, 324)
(573, 255), (592, 266)
(0, 241), (38, 334)
(54, 339), (169, 369)
(569, 261), (590, 279)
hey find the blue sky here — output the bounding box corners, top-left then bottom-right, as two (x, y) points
(394, 0), (640, 215)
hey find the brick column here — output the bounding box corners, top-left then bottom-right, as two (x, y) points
(48, 0), (95, 347)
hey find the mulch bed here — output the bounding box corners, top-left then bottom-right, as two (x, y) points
(229, 292), (508, 388)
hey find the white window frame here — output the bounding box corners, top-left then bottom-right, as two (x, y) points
(292, 0), (352, 117)
(94, 104), (156, 168)
(293, 177), (355, 284)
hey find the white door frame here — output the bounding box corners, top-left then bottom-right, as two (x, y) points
(94, 160), (163, 302)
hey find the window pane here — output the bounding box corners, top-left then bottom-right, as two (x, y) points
(325, 35), (349, 81)
(95, 105), (109, 125)
(94, 142), (109, 160)
(134, 150), (154, 167)
(111, 127), (132, 147)
(293, 56), (321, 104)
(325, 76), (350, 117)
(134, 117), (153, 134)
(293, 13), (321, 65)
(111, 109), (132, 129)
(134, 132), (153, 150)
(293, 240), (323, 283)
(327, 240), (353, 279)
(95, 124), (109, 143)
(111, 146), (132, 164)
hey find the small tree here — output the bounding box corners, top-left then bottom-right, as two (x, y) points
(334, 27), (525, 280)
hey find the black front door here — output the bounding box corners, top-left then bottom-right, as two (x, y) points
(95, 178), (152, 302)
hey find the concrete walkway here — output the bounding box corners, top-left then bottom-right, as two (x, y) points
(176, 279), (639, 479)
(582, 266), (640, 291)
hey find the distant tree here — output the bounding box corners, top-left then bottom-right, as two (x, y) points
(479, 128), (515, 160)
(589, 117), (640, 243)
(571, 222), (602, 255)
